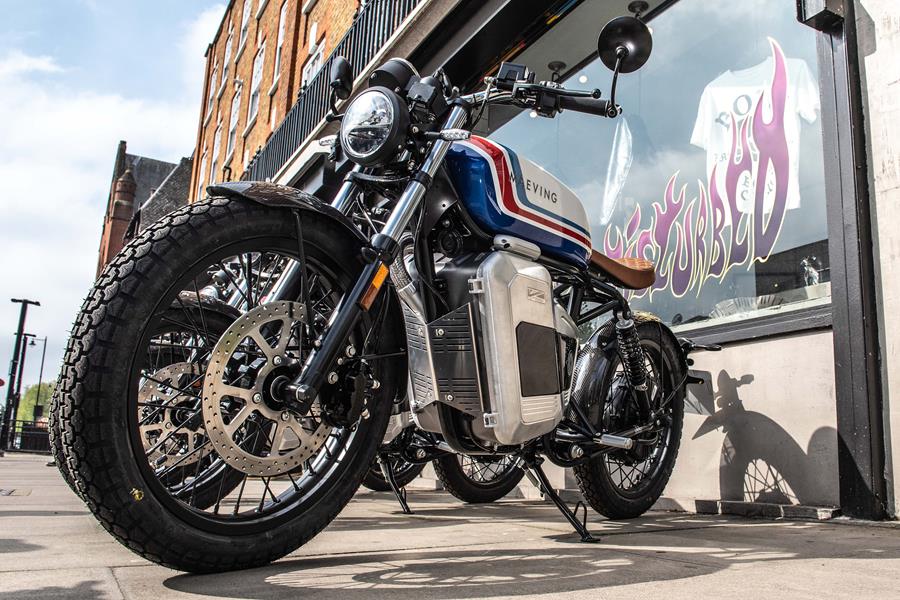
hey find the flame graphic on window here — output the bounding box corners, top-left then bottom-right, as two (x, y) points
(603, 38), (791, 300)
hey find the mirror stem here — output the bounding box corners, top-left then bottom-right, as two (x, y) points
(608, 47), (626, 117)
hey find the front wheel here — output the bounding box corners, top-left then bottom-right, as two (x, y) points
(55, 197), (396, 573)
(573, 318), (685, 519)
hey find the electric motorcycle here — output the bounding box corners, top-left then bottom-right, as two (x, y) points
(54, 16), (700, 573)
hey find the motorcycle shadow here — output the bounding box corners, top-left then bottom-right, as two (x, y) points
(163, 507), (900, 599)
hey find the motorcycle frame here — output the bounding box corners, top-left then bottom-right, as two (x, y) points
(210, 89), (666, 467)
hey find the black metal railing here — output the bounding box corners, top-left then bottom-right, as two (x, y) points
(6, 420), (50, 453)
(245, 0), (424, 182)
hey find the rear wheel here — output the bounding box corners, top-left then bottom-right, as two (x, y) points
(433, 454), (524, 503)
(55, 197), (395, 573)
(574, 319), (685, 519)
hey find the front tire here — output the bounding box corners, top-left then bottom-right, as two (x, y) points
(56, 197), (395, 573)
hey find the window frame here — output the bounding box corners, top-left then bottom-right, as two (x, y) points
(206, 59), (218, 121)
(237, 0), (254, 59)
(220, 29), (234, 98)
(210, 121), (222, 185)
(301, 38), (325, 88)
(271, 1), (288, 91)
(226, 90), (241, 161)
(246, 39), (266, 132)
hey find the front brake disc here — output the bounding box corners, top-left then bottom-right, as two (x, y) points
(202, 301), (332, 476)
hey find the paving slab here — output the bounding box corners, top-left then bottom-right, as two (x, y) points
(1, 453), (898, 600)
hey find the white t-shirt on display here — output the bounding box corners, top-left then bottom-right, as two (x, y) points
(690, 54), (819, 216)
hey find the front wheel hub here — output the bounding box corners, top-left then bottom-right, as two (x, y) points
(202, 301), (332, 476)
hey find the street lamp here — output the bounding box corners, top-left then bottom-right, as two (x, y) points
(0, 298), (40, 452)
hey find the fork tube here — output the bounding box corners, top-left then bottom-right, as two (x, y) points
(285, 103), (470, 404)
(380, 105), (468, 240)
(331, 163), (364, 214)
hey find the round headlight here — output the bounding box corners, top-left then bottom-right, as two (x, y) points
(340, 87), (409, 166)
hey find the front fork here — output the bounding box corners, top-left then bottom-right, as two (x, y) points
(282, 103), (471, 407)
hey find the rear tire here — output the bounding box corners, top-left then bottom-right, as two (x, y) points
(55, 197), (396, 573)
(433, 454), (524, 503)
(574, 318), (685, 520)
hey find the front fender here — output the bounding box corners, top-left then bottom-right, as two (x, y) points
(207, 181), (366, 244)
(207, 180), (408, 405)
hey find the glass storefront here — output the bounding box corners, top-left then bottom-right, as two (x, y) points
(485, 0), (829, 332)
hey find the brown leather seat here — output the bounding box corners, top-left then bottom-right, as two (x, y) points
(589, 250), (656, 290)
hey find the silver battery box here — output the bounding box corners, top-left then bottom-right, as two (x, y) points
(469, 251), (565, 445)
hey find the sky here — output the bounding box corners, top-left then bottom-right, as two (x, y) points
(0, 1), (226, 403)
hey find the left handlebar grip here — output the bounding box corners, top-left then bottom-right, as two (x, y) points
(558, 95), (615, 117)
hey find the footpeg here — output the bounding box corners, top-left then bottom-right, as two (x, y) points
(596, 434), (633, 450)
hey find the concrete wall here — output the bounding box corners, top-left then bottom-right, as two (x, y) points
(856, 0), (900, 517)
(664, 330), (839, 509)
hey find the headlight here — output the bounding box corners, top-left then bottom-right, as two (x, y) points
(340, 87), (409, 166)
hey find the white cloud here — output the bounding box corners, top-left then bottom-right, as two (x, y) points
(0, 5), (224, 397)
(0, 50), (62, 78)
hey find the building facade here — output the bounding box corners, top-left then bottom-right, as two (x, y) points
(96, 141), (179, 275)
(190, 0), (900, 520)
(189, 0), (365, 202)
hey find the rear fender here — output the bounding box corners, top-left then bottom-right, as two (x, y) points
(207, 180), (408, 405)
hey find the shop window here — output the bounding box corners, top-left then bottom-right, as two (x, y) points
(487, 0), (828, 333)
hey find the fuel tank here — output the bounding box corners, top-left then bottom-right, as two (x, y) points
(445, 136), (592, 268)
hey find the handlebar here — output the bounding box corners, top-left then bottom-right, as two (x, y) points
(462, 79), (618, 119)
(558, 95), (616, 117)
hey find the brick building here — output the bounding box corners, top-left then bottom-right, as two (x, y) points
(96, 141), (183, 275)
(189, 0), (363, 201)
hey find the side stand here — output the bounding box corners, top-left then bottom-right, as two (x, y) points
(522, 455), (597, 543)
(378, 455), (412, 514)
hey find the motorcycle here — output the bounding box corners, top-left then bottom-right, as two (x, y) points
(55, 16), (700, 573)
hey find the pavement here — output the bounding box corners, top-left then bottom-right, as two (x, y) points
(1, 453), (899, 600)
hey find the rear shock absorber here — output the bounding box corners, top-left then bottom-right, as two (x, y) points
(615, 317), (652, 420)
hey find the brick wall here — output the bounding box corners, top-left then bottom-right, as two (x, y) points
(189, 0), (362, 201)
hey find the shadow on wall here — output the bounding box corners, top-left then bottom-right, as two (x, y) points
(689, 369), (837, 506)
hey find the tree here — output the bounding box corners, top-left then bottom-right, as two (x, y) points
(17, 381), (56, 423)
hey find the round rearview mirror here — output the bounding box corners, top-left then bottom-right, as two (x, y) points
(597, 16), (653, 74)
(330, 56), (353, 100)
